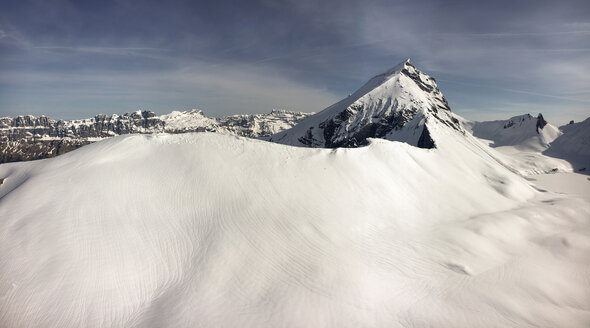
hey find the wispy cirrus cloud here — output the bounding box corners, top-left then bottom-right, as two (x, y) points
(0, 59), (340, 119)
(0, 0), (589, 124)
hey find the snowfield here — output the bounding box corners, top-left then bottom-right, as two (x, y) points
(1, 132), (589, 327)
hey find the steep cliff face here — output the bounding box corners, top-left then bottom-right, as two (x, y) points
(0, 110), (164, 141)
(0, 110), (312, 163)
(269, 60), (464, 149)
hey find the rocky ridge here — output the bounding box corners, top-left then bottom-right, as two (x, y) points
(465, 113), (561, 151)
(0, 109), (312, 163)
(269, 59), (464, 149)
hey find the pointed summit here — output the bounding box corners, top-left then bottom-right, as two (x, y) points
(269, 60), (462, 148)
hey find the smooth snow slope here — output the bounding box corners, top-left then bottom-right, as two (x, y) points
(1, 133), (590, 327)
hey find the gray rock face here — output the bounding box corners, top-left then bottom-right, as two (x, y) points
(0, 110), (165, 142)
(0, 110), (312, 163)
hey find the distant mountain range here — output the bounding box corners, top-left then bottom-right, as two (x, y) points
(0, 110), (312, 163)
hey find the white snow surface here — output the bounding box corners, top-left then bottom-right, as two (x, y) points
(1, 132), (590, 327)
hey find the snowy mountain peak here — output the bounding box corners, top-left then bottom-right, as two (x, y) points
(350, 59), (420, 101)
(269, 60), (462, 148)
(373, 58), (410, 79)
(467, 113), (561, 151)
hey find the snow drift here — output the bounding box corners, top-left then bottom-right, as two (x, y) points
(1, 132), (590, 327)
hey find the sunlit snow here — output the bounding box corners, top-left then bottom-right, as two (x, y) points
(1, 132), (589, 327)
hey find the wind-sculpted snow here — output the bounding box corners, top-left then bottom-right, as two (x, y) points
(467, 113), (560, 151)
(1, 133), (590, 327)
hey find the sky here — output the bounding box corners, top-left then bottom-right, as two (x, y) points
(0, 0), (589, 125)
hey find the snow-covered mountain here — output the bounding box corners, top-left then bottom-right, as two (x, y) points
(0, 109), (312, 163)
(544, 118), (590, 172)
(269, 59), (464, 148)
(464, 113), (590, 175)
(466, 113), (561, 151)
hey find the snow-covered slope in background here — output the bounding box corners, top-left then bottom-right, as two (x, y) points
(465, 114), (573, 175)
(220, 110), (313, 138)
(544, 118), (590, 173)
(270, 60), (463, 148)
(467, 114), (560, 151)
(3, 133), (590, 327)
(0, 109), (312, 163)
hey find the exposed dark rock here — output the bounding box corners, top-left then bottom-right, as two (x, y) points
(417, 124), (436, 149)
(401, 68), (434, 93)
(297, 127), (318, 147)
(536, 114), (547, 133)
(321, 119), (338, 146)
(0, 139), (92, 163)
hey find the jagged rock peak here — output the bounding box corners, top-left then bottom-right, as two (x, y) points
(536, 113), (547, 133)
(269, 59), (462, 149)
